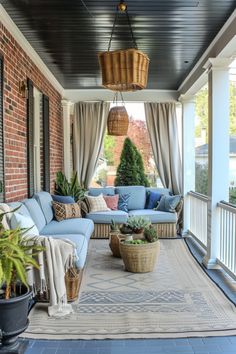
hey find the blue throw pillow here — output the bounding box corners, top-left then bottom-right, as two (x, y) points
(51, 195), (75, 204)
(156, 195), (182, 213)
(146, 191), (162, 209)
(118, 193), (130, 213)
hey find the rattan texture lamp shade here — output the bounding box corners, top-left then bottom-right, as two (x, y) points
(107, 106), (129, 136)
(98, 48), (149, 92)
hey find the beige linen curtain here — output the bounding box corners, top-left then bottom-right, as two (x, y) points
(73, 101), (110, 188)
(144, 102), (182, 195)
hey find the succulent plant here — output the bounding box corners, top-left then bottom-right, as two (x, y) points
(119, 223), (133, 235)
(127, 216), (151, 233)
(144, 225), (158, 243)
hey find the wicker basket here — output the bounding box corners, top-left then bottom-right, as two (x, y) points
(109, 232), (125, 258)
(98, 48), (149, 92)
(107, 106), (129, 136)
(65, 268), (81, 302)
(119, 240), (160, 273)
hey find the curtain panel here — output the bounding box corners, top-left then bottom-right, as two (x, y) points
(73, 101), (110, 188)
(144, 102), (182, 195)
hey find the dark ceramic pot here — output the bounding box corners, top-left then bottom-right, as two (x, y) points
(0, 287), (32, 352)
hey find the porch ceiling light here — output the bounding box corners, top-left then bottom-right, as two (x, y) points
(98, 0), (150, 92)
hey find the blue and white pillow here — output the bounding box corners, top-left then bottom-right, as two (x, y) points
(156, 195), (182, 213)
(118, 193), (130, 213)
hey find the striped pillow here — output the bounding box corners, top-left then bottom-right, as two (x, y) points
(118, 193), (130, 213)
(52, 202), (82, 221)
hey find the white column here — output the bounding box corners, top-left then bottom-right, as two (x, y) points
(61, 99), (73, 181)
(179, 95), (196, 235)
(203, 58), (231, 269)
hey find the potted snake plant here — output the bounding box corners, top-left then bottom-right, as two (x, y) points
(0, 210), (43, 353)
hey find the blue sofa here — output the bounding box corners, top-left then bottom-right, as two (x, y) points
(8, 191), (94, 269)
(85, 186), (178, 239)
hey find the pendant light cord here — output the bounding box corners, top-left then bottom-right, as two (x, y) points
(108, 2), (138, 51)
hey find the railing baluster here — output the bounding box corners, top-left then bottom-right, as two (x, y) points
(188, 191), (208, 249)
(216, 202), (236, 279)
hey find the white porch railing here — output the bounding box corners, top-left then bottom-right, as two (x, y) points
(217, 202), (236, 279)
(188, 191), (208, 249)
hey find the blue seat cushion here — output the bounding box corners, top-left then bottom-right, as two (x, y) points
(115, 186), (146, 210)
(47, 234), (88, 269)
(86, 210), (128, 224)
(89, 187), (115, 196)
(22, 199), (46, 232)
(128, 209), (177, 223)
(34, 192), (54, 224)
(40, 218), (94, 241)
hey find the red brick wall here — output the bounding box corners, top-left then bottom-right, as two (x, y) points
(0, 23), (63, 202)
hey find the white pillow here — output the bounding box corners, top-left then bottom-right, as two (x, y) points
(11, 213), (39, 236)
(86, 194), (111, 213)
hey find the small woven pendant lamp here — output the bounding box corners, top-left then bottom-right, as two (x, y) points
(107, 92), (129, 136)
(98, 1), (150, 92)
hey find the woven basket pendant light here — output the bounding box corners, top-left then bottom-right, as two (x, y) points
(98, 1), (150, 92)
(107, 92), (129, 136)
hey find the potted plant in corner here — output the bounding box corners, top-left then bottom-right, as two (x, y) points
(0, 211), (43, 353)
(119, 225), (160, 273)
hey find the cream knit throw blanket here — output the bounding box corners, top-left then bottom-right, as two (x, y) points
(0, 203), (77, 317)
(26, 235), (77, 317)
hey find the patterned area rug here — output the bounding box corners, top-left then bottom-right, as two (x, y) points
(24, 239), (236, 339)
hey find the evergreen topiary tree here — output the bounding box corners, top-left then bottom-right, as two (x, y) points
(115, 137), (150, 187)
(133, 144), (150, 187)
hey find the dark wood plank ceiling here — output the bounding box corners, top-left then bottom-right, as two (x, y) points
(1, 0), (236, 89)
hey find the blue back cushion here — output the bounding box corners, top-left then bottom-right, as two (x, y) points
(22, 198), (46, 232)
(118, 194), (130, 213)
(146, 191), (162, 209)
(89, 187), (115, 196)
(52, 195), (75, 204)
(8, 202), (31, 218)
(115, 186), (146, 210)
(34, 192), (54, 224)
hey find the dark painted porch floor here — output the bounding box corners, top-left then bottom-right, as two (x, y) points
(22, 236), (236, 354)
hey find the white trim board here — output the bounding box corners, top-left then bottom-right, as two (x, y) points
(63, 89), (178, 103)
(0, 5), (64, 95)
(178, 9), (236, 96)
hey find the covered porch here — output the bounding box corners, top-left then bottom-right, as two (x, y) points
(0, 0), (236, 353)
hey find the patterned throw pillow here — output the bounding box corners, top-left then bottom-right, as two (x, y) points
(86, 194), (110, 213)
(103, 194), (119, 210)
(52, 202), (82, 222)
(156, 195), (182, 213)
(118, 193), (130, 213)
